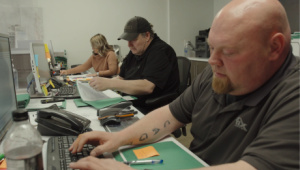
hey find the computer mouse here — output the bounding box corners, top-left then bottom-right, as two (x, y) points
(100, 117), (121, 126)
(83, 127), (93, 132)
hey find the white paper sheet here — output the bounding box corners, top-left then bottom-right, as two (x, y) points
(76, 80), (120, 101)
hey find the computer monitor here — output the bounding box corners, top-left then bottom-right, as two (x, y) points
(30, 42), (52, 94)
(0, 33), (17, 142)
(48, 40), (56, 68)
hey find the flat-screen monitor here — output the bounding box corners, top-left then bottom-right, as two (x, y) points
(0, 33), (17, 142)
(48, 40), (56, 68)
(30, 42), (52, 94)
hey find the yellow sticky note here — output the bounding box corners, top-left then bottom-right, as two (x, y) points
(0, 159), (7, 169)
(133, 146), (160, 159)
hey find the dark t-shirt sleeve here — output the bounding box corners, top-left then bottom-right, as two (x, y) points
(169, 66), (211, 124)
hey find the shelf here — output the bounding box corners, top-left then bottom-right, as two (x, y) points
(187, 57), (209, 62)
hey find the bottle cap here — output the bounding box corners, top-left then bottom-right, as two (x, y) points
(12, 109), (29, 121)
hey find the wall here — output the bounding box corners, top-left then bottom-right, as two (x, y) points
(279, 0), (300, 33)
(38, 0), (169, 68)
(37, 0), (220, 68)
(168, 0), (214, 57)
(213, 0), (230, 16)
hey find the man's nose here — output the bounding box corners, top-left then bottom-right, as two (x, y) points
(208, 51), (223, 67)
(128, 41), (133, 47)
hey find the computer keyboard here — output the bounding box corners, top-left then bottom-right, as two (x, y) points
(46, 136), (103, 170)
(59, 86), (76, 95)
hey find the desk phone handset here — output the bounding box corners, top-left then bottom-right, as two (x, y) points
(36, 105), (91, 136)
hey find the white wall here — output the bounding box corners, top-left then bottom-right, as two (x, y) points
(213, 0), (231, 16)
(168, 0), (214, 56)
(37, 0), (225, 68)
(38, 0), (169, 67)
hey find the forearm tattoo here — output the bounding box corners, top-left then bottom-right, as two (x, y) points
(139, 133), (148, 141)
(152, 128), (160, 135)
(164, 120), (171, 127)
(138, 120), (171, 142)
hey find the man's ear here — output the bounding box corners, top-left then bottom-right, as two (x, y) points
(269, 33), (285, 61)
(145, 32), (151, 42)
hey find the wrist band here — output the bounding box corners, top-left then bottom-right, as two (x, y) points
(97, 72), (99, 76)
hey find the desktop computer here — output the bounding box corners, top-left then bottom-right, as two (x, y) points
(29, 42), (80, 99)
(29, 42), (52, 94)
(0, 33), (17, 143)
(195, 28), (210, 58)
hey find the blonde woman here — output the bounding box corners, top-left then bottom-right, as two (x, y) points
(60, 34), (118, 77)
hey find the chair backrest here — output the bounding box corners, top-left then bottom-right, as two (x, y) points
(177, 56), (191, 94)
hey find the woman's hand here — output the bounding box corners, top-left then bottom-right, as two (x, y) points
(60, 70), (68, 75)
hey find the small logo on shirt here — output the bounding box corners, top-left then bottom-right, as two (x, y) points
(235, 117), (247, 132)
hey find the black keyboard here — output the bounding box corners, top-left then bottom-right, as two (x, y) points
(46, 136), (103, 170)
(59, 86), (76, 95)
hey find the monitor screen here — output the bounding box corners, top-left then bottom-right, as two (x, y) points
(30, 42), (52, 94)
(48, 40), (56, 68)
(0, 33), (17, 142)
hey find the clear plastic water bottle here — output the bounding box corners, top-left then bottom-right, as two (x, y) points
(184, 40), (189, 57)
(3, 109), (44, 170)
(12, 64), (19, 90)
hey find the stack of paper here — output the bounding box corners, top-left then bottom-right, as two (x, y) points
(67, 74), (93, 82)
(76, 80), (126, 109)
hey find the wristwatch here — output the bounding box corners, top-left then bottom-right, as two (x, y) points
(96, 72), (99, 76)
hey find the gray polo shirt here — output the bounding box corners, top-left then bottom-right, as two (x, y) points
(169, 51), (299, 169)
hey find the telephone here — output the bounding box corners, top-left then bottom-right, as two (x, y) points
(36, 105), (92, 136)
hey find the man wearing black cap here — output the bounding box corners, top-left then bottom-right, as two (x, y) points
(89, 16), (179, 113)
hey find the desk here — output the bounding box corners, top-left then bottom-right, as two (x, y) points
(7, 90), (208, 169)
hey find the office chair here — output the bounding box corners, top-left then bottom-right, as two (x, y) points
(177, 56), (192, 94)
(144, 56), (191, 138)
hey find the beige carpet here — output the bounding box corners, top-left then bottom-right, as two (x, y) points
(171, 123), (193, 148)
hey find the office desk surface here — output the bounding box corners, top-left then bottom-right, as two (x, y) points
(19, 90), (208, 169)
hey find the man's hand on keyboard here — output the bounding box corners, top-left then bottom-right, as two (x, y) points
(69, 131), (122, 157)
(69, 156), (134, 170)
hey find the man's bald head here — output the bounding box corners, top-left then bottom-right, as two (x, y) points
(212, 0), (291, 54)
(208, 0), (292, 95)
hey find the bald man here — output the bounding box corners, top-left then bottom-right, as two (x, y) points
(69, 0), (299, 169)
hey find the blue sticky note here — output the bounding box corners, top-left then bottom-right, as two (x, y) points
(34, 54), (38, 66)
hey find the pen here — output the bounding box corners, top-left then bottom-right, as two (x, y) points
(98, 113), (135, 120)
(123, 159), (163, 165)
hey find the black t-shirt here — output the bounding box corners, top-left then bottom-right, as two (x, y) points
(120, 34), (179, 108)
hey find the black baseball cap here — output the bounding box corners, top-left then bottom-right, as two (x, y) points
(118, 16), (151, 41)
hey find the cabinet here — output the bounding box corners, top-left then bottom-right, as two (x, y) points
(188, 57), (209, 83)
